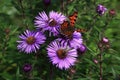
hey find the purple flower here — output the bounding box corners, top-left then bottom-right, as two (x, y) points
(96, 4), (107, 15)
(17, 30), (46, 53)
(23, 63), (32, 72)
(58, 31), (83, 49)
(34, 11), (66, 36)
(47, 40), (77, 70)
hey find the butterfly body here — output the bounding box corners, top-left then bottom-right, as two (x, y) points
(61, 21), (74, 37)
(60, 12), (78, 37)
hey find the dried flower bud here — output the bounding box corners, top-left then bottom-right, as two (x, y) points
(109, 9), (116, 16)
(98, 37), (110, 49)
(98, 41), (103, 49)
(69, 68), (76, 74)
(5, 28), (10, 35)
(96, 4), (107, 15)
(67, 76), (72, 80)
(23, 63), (32, 72)
(74, 59), (80, 64)
(43, 0), (51, 6)
(68, 0), (74, 3)
(106, 44), (110, 49)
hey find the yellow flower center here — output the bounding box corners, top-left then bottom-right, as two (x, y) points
(57, 49), (67, 59)
(26, 36), (36, 45)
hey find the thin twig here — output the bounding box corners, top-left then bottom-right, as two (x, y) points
(2, 34), (9, 56)
(19, 0), (25, 19)
(99, 48), (103, 80)
(60, 0), (64, 12)
(50, 64), (54, 80)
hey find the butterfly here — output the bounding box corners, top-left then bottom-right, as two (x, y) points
(60, 12), (78, 37)
(60, 12), (86, 37)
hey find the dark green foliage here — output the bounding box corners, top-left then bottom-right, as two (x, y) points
(0, 0), (120, 80)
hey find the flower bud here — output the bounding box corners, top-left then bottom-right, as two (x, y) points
(98, 37), (110, 49)
(23, 63), (32, 72)
(102, 37), (109, 44)
(93, 59), (98, 64)
(5, 28), (10, 35)
(77, 44), (87, 55)
(96, 4), (107, 15)
(98, 41), (103, 49)
(109, 9), (116, 16)
(69, 68), (76, 74)
(43, 0), (51, 6)
(105, 44), (110, 49)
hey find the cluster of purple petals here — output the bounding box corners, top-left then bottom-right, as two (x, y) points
(46, 31), (86, 69)
(34, 11), (66, 36)
(23, 63), (32, 72)
(16, 3), (109, 70)
(17, 30), (46, 53)
(17, 11), (87, 70)
(47, 39), (78, 69)
(96, 4), (107, 15)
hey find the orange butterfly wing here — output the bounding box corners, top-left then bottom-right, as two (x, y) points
(60, 21), (74, 37)
(76, 28), (87, 33)
(69, 12), (87, 33)
(60, 12), (79, 37)
(61, 21), (69, 30)
(69, 12), (78, 27)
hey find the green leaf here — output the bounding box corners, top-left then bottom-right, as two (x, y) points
(111, 67), (116, 78)
(16, 66), (20, 80)
(0, 71), (13, 80)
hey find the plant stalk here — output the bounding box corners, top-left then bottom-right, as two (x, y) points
(99, 45), (104, 80)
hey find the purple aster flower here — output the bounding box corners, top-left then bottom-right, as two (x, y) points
(23, 63), (32, 72)
(47, 40), (78, 70)
(58, 31), (83, 49)
(96, 4), (107, 15)
(34, 11), (48, 30)
(34, 11), (66, 36)
(17, 30), (46, 53)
